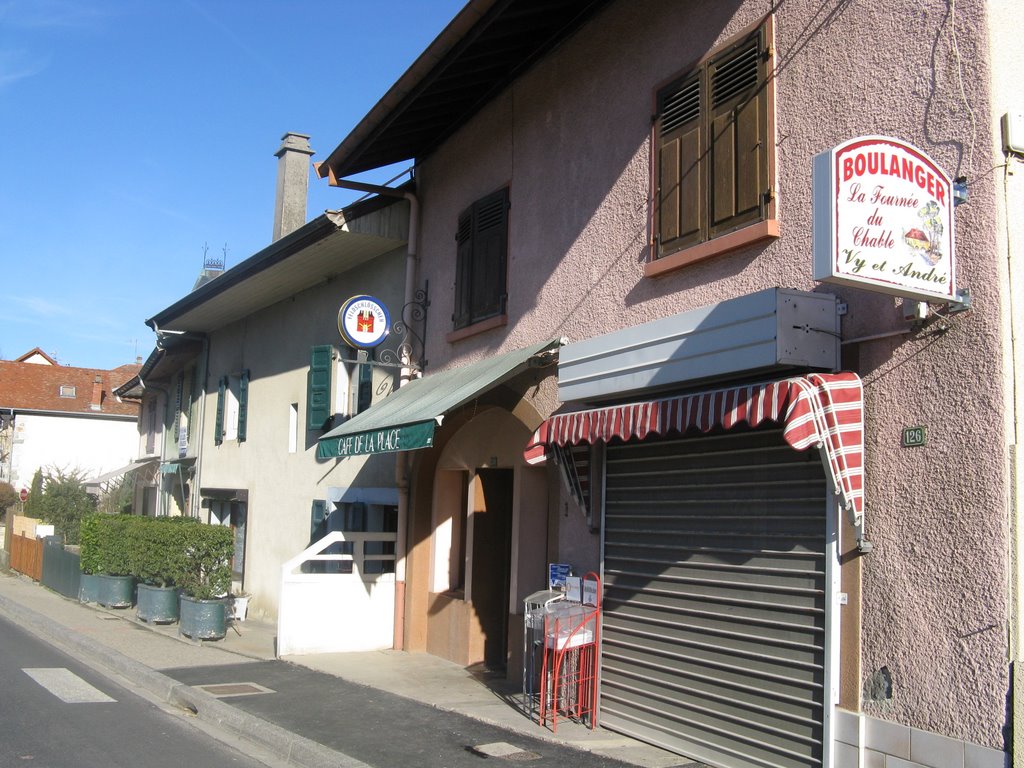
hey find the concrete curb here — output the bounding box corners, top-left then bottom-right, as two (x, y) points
(0, 588), (371, 768)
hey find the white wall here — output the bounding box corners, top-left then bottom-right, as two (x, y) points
(9, 413), (138, 490)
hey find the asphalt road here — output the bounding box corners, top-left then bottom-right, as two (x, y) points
(0, 612), (273, 768)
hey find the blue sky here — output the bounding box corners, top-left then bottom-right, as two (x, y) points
(0, 0), (465, 369)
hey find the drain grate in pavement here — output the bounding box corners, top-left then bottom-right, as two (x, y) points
(470, 742), (541, 761)
(194, 682), (276, 698)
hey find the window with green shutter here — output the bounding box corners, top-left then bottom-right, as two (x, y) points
(654, 21), (773, 261)
(214, 376), (226, 445)
(454, 187), (509, 330)
(307, 345), (333, 430)
(237, 369), (249, 442)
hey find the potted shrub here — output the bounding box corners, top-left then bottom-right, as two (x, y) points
(177, 522), (233, 640)
(96, 516), (136, 608)
(135, 518), (192, 624)
(81, 514), (136, 608)
(78, 514), (102, 603)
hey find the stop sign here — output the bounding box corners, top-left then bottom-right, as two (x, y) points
(19, 488), (27, 502)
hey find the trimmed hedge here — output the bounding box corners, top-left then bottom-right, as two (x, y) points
(80, 515), (232, 599)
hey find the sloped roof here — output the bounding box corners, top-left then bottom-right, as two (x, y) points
(147, 195), (409, 334)
(0, 359), (141, 417)
(317, 0), (612, 180)
(15, 347), (59, 365)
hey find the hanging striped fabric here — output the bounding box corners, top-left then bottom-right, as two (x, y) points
(524, 372), (864, 528)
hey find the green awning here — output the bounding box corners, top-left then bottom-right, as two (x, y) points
(317, 338), (561, 459)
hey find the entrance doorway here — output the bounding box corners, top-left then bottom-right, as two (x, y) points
(471, 468), (514, 670)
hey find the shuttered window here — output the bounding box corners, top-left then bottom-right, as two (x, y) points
(454, 187), (509, 330)
(307, 345), (333, 430)
(214, 371), (249, 444)
(237, 369), (249, 443)
(655, 23), (771, 260)
(214, 376), (226, 446)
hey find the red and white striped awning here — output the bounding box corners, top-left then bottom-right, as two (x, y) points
(525, 372), (864, 526)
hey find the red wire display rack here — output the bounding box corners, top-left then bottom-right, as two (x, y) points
(524, 572), (600, 733)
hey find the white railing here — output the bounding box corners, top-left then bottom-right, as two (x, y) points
(277, 531), (396, 657)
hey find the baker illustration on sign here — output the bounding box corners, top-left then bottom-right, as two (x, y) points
(338, 295), (391, 350)
(904, 200), (944, 267)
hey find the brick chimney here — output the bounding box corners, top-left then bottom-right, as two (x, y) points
(91, 374), (103, 411)
(272, 132), (315, 242)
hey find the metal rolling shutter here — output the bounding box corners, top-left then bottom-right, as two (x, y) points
(601, 426), (828, 768)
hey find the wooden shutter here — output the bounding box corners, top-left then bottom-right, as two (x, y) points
(453, 188), (509, 330)
(657, 75), (703, 254)
(214, 376), (226, 445)
(307, 345), (333, 430)
(470, 188), (509, 322)
(655, 24), (769, 259)
(186, 366), (197, 443)
(708, 29), (768, 238)
(454, 209), (474, 329)
(174, 371), (184, 443)
(237, 369), (250, 443)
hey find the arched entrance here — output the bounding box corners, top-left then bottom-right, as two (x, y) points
(407, 401), (550, 677)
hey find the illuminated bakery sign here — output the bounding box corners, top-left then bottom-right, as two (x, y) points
(338, 295), (390, 349)
(813, 136), (956, 302)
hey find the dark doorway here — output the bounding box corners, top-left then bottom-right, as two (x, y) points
(471, 468), (514, 670)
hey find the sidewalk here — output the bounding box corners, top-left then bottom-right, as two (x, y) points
(0, 570), (686, 768)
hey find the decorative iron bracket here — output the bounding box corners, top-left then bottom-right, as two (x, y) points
(339, 283), (430, 374)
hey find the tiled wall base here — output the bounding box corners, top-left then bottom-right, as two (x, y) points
(835, 709), (1007, 768)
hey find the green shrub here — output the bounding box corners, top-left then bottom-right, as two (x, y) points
(0, 481), (18, 514)
(23, 470), (44, 519)
(133, 517), (196, 587)
(39, 469), (96, 545)
(81, 514), (228, 598)
(177, 523), (233, 600)
(80, 514), (150, 576)
(79, 514), (101, 574)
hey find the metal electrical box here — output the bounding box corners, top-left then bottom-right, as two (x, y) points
(557, 288), (841, 403)
(1003, 111), (1024, 155)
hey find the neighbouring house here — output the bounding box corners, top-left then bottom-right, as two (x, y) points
(0, 348), (141, 494)
(130, 133), (412, 621)
(308, 2), (1022, 768)
(113, 335), (205, 518)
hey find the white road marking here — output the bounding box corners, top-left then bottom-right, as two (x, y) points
(23, 668), (116, 703)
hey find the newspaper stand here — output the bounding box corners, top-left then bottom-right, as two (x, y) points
(523, 573), (601, 732)
(523, 588), (563, 721)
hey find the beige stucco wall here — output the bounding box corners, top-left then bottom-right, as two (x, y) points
(198, 246), (408, 620)
(412, 0), (1008, 748)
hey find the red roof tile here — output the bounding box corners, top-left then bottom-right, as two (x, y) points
(0, 359), (141, 417)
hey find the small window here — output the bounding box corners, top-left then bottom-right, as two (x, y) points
(453, 187), (509, 331)
(214, 370), (249, 445)
(59, 385), (76, 398)
(653, 20), (774, 262)
(288, 403), (299, 453)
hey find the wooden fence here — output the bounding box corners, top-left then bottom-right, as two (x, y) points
(11, 533), (43, 581)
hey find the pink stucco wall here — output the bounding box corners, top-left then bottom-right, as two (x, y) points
(415, 0), (1006, 747)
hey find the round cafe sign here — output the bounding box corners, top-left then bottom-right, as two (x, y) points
(338, 295), (390, 349)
